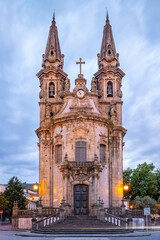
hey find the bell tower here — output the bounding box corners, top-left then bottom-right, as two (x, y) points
(95, 13), (125, 126)
(94, 13), (126, 207)
(36, 14), (69, 206)
(37, 13), (69, 124)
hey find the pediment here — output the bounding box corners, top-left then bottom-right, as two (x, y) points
(73, 126), (89, 134)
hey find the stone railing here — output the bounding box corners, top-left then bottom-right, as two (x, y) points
(105, 212), (128, 229)
(105, 207), (144, 218)
(16, 207), (59, 218)
(42, 207), (59, 216)
(125, 209), (144, 218)
(105, 207), (122, 217)
(17, 209), (38, 217)
(32, 212), (60, 232)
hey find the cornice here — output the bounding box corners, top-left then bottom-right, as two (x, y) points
(36, 67), (67, 79)
(94, 67), (125, 79)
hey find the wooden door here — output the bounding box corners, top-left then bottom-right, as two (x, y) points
(74, 184), (89, 215)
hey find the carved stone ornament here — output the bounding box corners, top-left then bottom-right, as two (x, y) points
(91, 77), (97, 93)
(72, 173), (89, 181)
(117, 89), (123, 98)
(65, 78), (70, 92)
(39, 89), (44, 99)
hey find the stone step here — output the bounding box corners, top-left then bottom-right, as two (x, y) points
(34, 228), (132, 234)
(33, 215), (132, 235)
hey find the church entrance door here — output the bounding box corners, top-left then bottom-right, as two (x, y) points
(74, 184), (89, 215)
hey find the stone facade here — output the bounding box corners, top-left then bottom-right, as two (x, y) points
(36, 13), (126, 215)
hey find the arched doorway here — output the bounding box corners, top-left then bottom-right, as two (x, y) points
(74, 184), (89, 215)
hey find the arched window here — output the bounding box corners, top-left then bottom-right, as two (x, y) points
(107, 81), (113, 97)
(100, 144), (106, 162)
(49, 82), (55, 98)
(75, 141), (87, 162)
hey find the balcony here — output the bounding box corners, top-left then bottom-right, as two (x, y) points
(69, 161), (94, 168)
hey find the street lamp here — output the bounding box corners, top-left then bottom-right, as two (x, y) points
(33, 184), (38, 191)
(30, 196), (33, 201)
(124, 184), (129, 191)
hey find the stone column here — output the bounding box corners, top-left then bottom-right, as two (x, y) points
(65, 170), (68, 203)
(94, 169), (99, 203)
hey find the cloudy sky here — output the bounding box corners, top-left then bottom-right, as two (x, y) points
(0, 0), (160, 184)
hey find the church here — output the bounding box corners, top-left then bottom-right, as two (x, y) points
(36, 13), (126, 216)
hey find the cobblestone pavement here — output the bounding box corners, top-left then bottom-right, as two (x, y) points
(0, 231), (160, 240)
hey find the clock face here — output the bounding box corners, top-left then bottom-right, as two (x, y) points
(77, 89), (85, 98)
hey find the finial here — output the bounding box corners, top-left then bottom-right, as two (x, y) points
(106, 10), (109, 24)
(52, 11), (56, 26)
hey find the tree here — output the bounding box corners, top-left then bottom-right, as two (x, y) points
(133, 196), (157, 214)
(0, 194), (9, 220)
(4, 176), (26, 220)
(155, 168), (160, 199)
(129, 162), (158, 200)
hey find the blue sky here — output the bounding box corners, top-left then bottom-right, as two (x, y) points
(0, 0), (160, 184)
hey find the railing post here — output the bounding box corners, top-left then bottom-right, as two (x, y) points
(121, 198), (126, 216)
(99, 208), (105, 222)
(12, 201), (19, 229)
(32, 212), (37, 232)
(59, 208), (65, 221)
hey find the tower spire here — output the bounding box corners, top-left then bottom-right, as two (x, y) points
(106, 11), (109, 24)
(98, 14), (119, 68)
(43, 13), (64, 69)
(52, 11), (56, 26)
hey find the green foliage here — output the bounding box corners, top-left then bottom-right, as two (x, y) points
(131, 162), (157, 199)
(133, 196), (157, 214)
(123, 162), (159, 200)
(155, 168), (160, 199)
(0, 194), (9, 218)
(123, 167), (133, 184)
(4, 176), (26, 219)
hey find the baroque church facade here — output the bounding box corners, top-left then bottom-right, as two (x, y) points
(36, 13), (126, 215)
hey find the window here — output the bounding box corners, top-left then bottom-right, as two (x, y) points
(75, 141), (87, 162)
(49, 82), (55, 98)
(108, 49), (111, 55)
(107, 81), (113, 97)
(100, 144), (106, 162)
(56, 145), (62, 163)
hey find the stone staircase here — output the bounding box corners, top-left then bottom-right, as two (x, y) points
(33, 215), (133, 235)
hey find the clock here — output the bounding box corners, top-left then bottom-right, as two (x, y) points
(77, 89), (85, 98)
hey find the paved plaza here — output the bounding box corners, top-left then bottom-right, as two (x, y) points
(0, 224), (160, 240)
(0, 229), (160, 240)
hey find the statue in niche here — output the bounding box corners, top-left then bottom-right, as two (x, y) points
(46, 102), (51, 119)
(108, 101), (117, 118)
(65, 78), (70, 92)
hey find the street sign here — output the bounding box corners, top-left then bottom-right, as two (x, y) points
(0, 210), (3, 215)
(144, 208), (150, 215)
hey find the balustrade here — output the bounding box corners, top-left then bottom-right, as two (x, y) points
(104, 210), (128, 229)
(68, 161), (94, 168)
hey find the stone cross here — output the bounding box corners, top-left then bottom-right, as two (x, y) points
(76, 58), (85, 74)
